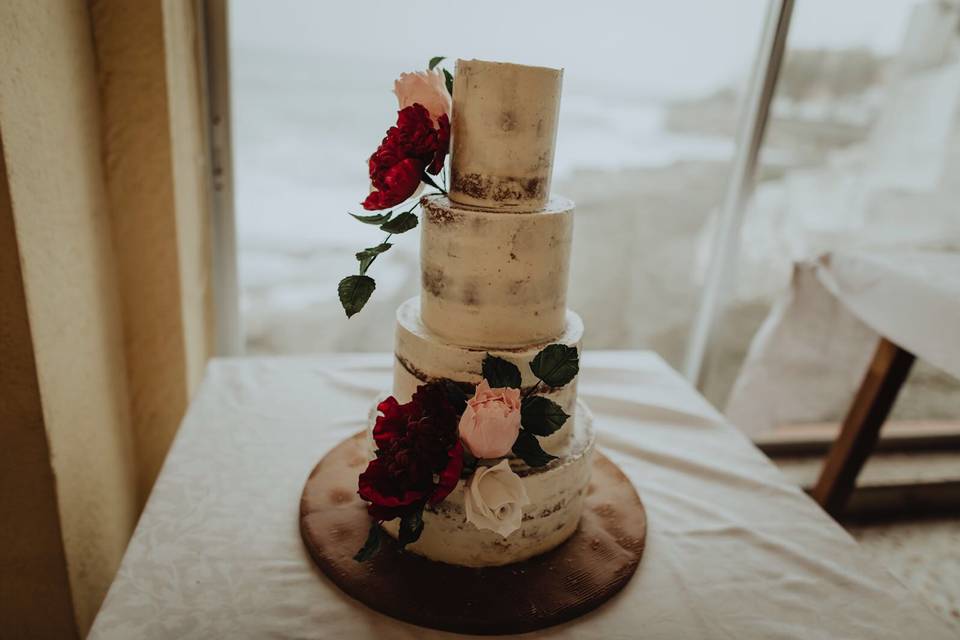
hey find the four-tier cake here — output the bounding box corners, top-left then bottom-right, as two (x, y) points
(360, 59), (594, 567)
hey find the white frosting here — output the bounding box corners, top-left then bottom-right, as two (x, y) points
(394, 297), (582, 452)
(420, 195), (574, 348)
(449, 59), (563, 211)
(374, 400), (595, 567)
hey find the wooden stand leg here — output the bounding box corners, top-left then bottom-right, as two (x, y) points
(811, 338), (915, 517)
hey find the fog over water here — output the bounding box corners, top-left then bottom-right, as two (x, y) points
(231, 1), (914, 251)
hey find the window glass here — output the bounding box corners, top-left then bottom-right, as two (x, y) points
(231, 0), (764, 360)
(702, 0), (960, 423)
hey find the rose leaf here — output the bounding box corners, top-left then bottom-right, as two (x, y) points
(350, 211), (393, 225)
(482, 355), (522, 389)
(353, 520), (382, 562)
(355, 243), (392, 275)
(512, 430), (558, 468)
(338, 275), (376, 318)
(398, 504), (425, 549)
(530, 344), (580, 388)
(443, 68), (454, 96)
(379, 211), (418, 234)
(428, 56), (445, 70)
(520, 396), (569, 436)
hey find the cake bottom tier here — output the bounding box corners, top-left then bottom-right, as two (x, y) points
(368, 399), (595, 567)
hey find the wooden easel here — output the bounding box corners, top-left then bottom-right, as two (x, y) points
(811, 338), (916, 517)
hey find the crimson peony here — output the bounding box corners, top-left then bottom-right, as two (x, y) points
(362, 104), (450, 210)
(358, 381), (464, 521)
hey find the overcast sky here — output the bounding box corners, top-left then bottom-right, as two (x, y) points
(233, 0), (919, 98)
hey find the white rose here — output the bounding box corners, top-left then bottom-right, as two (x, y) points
(464, 459), (530, 538)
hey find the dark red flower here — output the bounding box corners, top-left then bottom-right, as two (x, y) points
(429, 114), (450, 175)
(362, 157), (422, 211)
(362, 104), (450, 210)
(358, 381), (465, 521)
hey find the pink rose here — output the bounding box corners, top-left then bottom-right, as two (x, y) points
(458, 380), (522, 459)
(394, 70), (451, 125)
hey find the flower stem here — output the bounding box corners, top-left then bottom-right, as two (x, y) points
(421, 172), (447, 195)
(522, 380), (546, 399)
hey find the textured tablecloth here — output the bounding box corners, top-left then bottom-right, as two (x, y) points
(88, 352), (953, 639)
(728, 249), (960, 434)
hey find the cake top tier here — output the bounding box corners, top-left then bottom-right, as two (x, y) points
(449, 59), (563, 212)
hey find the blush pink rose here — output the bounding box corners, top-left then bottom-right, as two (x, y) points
(458, 380), (522, 459)
(393, 70), (451, 125)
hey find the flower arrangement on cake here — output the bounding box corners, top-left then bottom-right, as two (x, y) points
(338, 57), (455, 318)
(355, 346), (580, 561)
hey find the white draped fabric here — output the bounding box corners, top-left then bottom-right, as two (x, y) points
(89, 352), (953, 639)
(728, 250), (960, 435)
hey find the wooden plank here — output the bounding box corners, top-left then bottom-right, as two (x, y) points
(811, 338), (916, 516)
(756, 420), (960, 456)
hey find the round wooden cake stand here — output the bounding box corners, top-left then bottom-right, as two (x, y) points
(300, 432), (646, 635)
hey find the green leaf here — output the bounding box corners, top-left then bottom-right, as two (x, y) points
(398, 504), (425, 549)
(428, 56), (445, 70)
(443, 68), (454, 96)
(379, 211), (418, 234)
(350, 211), (393, 225)
(530, 344), (580, 388)
(353, 520), (382, 562)
(355, 243), (392, 275)
(482, 355), (522, 389)
(338, 275), (376, 318)
(421, 172), (444, 192)
(512, 430), (558, 468)
(521, 396), (570, 436)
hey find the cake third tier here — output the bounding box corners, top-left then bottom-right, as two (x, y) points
(394, 296), (583, 453)
(420, 194), (574, 348)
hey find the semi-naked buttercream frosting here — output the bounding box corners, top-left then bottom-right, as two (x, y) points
(449, 59), (563, 211)
(420, 195), (573, 348)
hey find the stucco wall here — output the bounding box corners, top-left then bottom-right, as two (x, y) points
(0, 130), (78, 639)
(90, 0), (213, 498)
(0, 0), (140, 634)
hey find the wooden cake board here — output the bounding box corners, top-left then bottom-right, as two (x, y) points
(300, 431), (646, 635)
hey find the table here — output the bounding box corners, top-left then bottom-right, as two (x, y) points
(88, 352), (954, 639)
(727, 250), (960, 514)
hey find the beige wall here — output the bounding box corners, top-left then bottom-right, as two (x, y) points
(91, 0), (213, 498)
(0, 129), (78, 639)
(0, 0), (214, 635)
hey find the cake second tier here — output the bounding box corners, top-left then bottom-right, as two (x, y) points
(394, 297), (582, 454)
(420, 194), (574, 348)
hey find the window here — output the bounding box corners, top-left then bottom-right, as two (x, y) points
(229, 0), (765, 358)
(700, 0), (960, 425)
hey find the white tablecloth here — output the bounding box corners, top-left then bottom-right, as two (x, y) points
(728, 250), (960, 434)
(88, 352), (953, 639)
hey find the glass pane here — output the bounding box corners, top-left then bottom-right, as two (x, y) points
(231, 0), (765, 359)
(704, 0), (960, 424)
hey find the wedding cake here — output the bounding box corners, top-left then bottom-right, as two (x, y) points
(353, 59), (594, 568)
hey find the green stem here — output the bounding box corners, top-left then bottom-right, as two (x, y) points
(354, 201), (420, 275)
(522, 380), (546, 399)
(421, 172), (447, 195)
